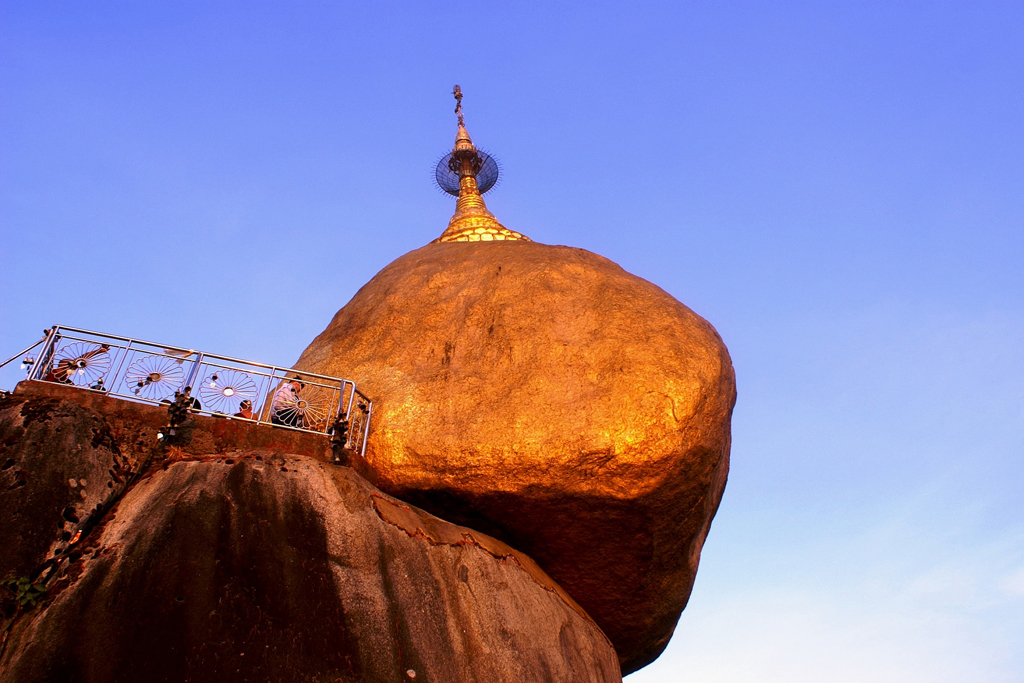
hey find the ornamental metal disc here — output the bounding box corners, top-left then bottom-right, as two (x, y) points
(435, 150), (499, 196)
(50, 342), (111, 387)
(199, 368), (259, 415)
(124, 354), (186, 401)
(270, 382), (332, 431)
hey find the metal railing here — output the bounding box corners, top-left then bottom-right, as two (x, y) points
(0, 325), (372, 456)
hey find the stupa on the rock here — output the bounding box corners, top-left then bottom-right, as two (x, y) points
(431, 85), (529, 244)
(296, 87), (737, 674)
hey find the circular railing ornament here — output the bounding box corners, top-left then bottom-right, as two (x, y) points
(272, 384), (332, 431)
(124, 355), (186, 401)
(49, 342), (111, 387)
(199, 369), (258, 415)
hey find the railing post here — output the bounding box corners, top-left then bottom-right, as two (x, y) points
(256, 366), (281, 426)
(184, 352), (205, 392)
(330, 381), (349, 440)
(30, 327), (60, 381)
(105, 340), (133, 396)
(345, 382), (356, 420)
(361, 401), (373, 458)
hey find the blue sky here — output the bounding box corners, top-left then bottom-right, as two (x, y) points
(2, 2), (1022, 679)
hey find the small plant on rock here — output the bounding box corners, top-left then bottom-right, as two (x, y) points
(3, 576), (47, 608)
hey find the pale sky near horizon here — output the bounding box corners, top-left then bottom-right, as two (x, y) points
(2, 2), (1022, 680)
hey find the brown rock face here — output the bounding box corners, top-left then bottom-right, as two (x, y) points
(295, 240), (736, 672)
(0, 382), (361, 590)
(0, 393), (132, 583)
(2, 454), (621, 682)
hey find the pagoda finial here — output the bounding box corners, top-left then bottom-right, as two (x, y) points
(454, 85), (464, 125)
(433, 86), (530, 244)
(451, 85), (475, 154)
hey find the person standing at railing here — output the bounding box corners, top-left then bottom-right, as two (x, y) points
(271, 376), (305, 427)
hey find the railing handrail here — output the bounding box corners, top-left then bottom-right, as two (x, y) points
(50, 325), (362, 388)
(1, 325), (373, 455)
(0, 340), (45, 373)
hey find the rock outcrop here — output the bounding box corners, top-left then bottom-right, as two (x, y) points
(0, 383), (356, 585)
(0, 386), (621, 683)
(295, 240), (736, 672)
(0, 393), (134, 584)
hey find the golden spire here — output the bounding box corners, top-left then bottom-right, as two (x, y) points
(434, 86), (529, 243)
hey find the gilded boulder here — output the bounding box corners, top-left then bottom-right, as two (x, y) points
(295, 240), (736, 673)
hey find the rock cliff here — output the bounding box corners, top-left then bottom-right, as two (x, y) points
(0, 386), (621, 683)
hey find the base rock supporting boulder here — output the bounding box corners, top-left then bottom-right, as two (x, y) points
(1, 454), (621, 683)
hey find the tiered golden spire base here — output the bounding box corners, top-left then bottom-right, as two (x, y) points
(434, 176), (530, 243)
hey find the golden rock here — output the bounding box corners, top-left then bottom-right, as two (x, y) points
(295, 239), (736, 673)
